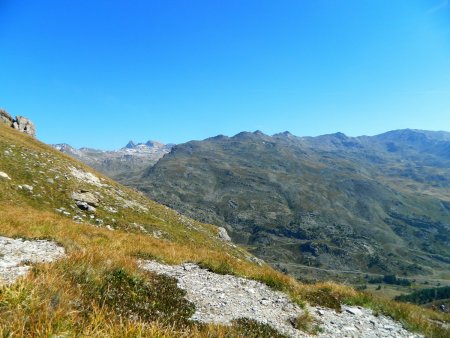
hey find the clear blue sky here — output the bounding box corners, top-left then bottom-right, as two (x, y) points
(1, 0), (449, 149)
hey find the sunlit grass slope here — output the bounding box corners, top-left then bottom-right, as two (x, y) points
(0, 123), (448, 337)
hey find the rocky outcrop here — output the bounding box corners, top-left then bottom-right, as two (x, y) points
(13, 116), (36, 137)
(0, 109), (36, 137)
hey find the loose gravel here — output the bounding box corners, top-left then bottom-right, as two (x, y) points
(141, 261), (424, 338)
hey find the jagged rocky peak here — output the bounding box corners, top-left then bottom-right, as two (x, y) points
(125, 140), (137, 149)
(123, 140), (166, 149)
(53, 143), (75, 151)
(0, 108), (36, 137)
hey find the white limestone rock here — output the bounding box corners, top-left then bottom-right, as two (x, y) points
(0, 236), (65, 284)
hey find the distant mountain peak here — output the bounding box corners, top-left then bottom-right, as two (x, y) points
(125, 140), (137, 149)
(206, 134), (229, 141)
(53, 143), (75, 151)
(233, 130), (267, 139)
(145, 140), (164, 148)
(124, 140), (167, 149)
(332, 132), (347, 139)
(273, 131), (294, 139)
(233, 131), (252, 139)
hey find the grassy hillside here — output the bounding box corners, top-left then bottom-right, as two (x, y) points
(137, 130), (450, 286)
(0, 123), (449, 337)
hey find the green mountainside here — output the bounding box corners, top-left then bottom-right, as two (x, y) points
(135, 129), (450, 283)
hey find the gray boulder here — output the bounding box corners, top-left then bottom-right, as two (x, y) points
(75, 201), (96, 213)
(71, 191), (100, 208)
(218, 227), (231, 241)
(13, 116), (36, 137)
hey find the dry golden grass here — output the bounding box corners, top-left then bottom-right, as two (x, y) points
(1, 204), (448, 337)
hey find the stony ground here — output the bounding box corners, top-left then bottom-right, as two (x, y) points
(141, 261), (424, 338)
(0, 236), (65, 284)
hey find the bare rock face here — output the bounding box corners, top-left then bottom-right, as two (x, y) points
(13, 116), (36, 137)
(0, 236), (65, 285)
(0, 109), (36, 137)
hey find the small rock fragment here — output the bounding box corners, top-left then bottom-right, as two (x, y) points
(218, 227), (231, 241)
(21, 185), (33, 192)
(0, 172), (11, 180)
(346, 307), (363, 316)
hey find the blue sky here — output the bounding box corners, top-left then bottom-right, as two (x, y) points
(1, 0), (449, 149)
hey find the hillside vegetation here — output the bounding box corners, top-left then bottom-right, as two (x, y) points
(395, 287), (450, 307)
(136, 130), (450, 285)
(0, 123), (449, 336)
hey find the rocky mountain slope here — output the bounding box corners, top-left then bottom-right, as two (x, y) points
(52, 140), (172, 183)
(136, 130), (450, 284)
(0, 119), (448, 336)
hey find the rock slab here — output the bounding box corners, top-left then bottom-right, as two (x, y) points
(0, 236), (65, 284)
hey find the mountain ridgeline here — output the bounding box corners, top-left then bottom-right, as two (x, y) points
(136, 129), (450, 281)
(52, 140), (172, 184)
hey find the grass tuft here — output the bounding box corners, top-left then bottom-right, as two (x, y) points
(291, 311), (323, 334)
(230, 318), (289, 338)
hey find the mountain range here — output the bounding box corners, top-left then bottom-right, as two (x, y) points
(52, 140), (172, 183)
(133, 129), (450, 283)
(53, 129), (450, 285)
